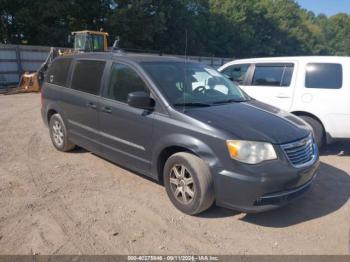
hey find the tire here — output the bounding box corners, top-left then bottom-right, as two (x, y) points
(300, 115), (325, 148)
(49, 113), (75, 152)
(163, 152), (215, 215)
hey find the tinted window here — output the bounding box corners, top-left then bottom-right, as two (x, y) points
(222, 64), (250, 84)
(252, 64), (294, 87)
(46, 58), (72, 86)
(71, 60), (105, 95)
(105, 63), (149, 102)
(281, 66), (293, 86)
(305, 63), (342, 89)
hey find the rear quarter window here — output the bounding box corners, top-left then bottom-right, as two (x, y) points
(46, 58), (72, 86)
(305, 63), (343, 89)
(71, 60), (106, 95)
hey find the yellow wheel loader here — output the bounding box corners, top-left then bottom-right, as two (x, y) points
(6, 30), (109, 95)
(72, 30), (109, 53)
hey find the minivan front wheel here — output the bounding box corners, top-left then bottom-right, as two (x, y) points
(49, 114), (75, 152)
(164, 152), (214, 215)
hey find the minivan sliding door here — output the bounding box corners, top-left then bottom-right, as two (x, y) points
(62, 59), (106, 152)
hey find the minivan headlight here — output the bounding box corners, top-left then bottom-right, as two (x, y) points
(226, 140), (277, 164)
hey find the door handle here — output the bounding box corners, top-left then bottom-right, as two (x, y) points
(276, 93), (290, 98)
(87, 102), (97, 109)
(102, 106), (112, 114)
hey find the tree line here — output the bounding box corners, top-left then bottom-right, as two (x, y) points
(1, 0), (350, 58)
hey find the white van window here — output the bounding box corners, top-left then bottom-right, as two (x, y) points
(221, 64), (250, 84)
(252, 64), (294, 87)
(305, 63), (342, 89)
(281, 66), (294, 87)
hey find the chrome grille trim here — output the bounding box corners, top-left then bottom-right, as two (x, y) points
(281, 134), (317, 168)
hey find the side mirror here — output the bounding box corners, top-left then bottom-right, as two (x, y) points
(67, 35), (71, 44)
(127, 91), (155, 110)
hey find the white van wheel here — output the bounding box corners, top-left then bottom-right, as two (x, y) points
(300, 116), (325, 148)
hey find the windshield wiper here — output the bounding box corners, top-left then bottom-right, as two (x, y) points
(173, 102), (212, 107)
(212, 98), (248, 105)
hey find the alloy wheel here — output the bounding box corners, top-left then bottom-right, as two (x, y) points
(169, 164), (195, 204)
(52, 120), (64, 146)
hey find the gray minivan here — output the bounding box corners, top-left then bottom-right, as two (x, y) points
(41, 52), (319, 215)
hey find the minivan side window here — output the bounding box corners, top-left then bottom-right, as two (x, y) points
(221, 64), (250, 84)
(305, 63), (342, 89)
(105, 63), (149, 103)
(71, 60), (106, 95)
(46, 58), (72, 86)
(252, 64), (294, 87)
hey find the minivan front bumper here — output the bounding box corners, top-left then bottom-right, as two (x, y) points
(214, 159), (319, 213)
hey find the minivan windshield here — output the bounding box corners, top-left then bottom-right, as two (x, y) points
(141, 62), (250, 106)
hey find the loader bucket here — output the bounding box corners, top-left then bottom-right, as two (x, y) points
(4, 72), (41, 95)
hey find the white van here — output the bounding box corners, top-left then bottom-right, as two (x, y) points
(218, 56), (350, 147)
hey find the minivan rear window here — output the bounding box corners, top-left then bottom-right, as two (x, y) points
(71, 60), (105, 95)
(46, 58), (72, 86)
(305, 63), (342, 89)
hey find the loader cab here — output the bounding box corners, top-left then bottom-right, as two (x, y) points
(72, 30), (108, 53)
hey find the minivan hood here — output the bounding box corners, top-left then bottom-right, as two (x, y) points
(184, 100), (310, 144)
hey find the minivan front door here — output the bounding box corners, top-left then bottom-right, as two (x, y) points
(241, 63), (295, 111)
(99, 62), (154, 175)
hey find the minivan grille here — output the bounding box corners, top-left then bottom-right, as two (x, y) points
(281, 135), (316, 167)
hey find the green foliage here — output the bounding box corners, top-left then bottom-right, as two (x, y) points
(1, 0), (349, 57)
(317, 13), (350, 56)
(0, 0), (112, 46)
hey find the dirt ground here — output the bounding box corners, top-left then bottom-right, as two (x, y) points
(0, 93), (349, 255)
